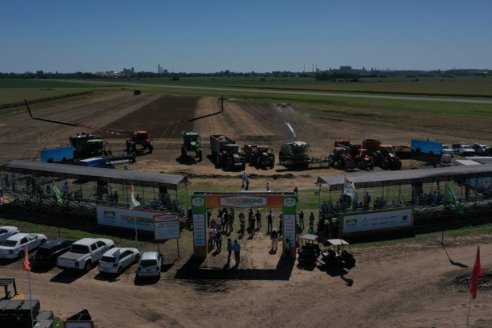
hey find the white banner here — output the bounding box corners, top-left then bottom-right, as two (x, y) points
(342, 207), (414, 235)
(283, 214), (296, 246)
(193, 214), (206, 246)
(96, 206), (162, 232)
(154, 214), (180, 240)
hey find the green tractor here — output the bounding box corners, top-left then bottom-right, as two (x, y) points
(181, 131), (202, 162)
(69, 133), (109, 159)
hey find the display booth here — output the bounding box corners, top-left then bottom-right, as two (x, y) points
(191, 191), (297, 258)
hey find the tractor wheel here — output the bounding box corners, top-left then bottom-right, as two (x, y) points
(269, 161), (275, 169)
(181, 146), (186, 157)
(196, 150), (202, 162)
(393, 160), (402, 170)
(381, 158), (390, 170)
(215, 154), (221, 168)
(148, 144), (153, 154)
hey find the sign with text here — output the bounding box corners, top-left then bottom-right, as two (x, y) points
(205, 193), (284, 208)
(96, 206), (163, 232)
(341, 207), (414, 235)
(154, 214), (180, 240)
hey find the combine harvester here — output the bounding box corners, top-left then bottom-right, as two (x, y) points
(278, 123), (331, 170)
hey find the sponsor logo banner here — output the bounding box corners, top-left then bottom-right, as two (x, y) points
(97, 206), (163, 232)
(205, 194), (283, 208)
(342, 208), (414, 235)
(219, 196), (267, 208)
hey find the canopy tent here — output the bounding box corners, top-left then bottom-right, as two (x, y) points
(316, 164), (492, 191)
(2, 160), (187, 190)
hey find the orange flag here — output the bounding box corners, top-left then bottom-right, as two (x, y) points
(469, 246), (484, 300)
(23, 245), (31, 272)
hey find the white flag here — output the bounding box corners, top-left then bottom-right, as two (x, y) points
(343, 176), (356, 198)
(129, 185), (140, 209)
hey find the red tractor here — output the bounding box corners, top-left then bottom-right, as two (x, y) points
(126, 130), (153, 154)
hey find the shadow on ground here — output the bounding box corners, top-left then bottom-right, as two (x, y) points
(175, 255), (295, 281)
(50, 269), (87, 284)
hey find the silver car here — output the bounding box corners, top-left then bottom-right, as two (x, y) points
(0, 226), (19, 242)
(136, 251), (162, 278)
(98, 247), (140, 275)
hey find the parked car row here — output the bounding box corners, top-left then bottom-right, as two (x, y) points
(451, 143), (490, 156)
(0, 226), (163, 279)
(0, 228), (47, 259)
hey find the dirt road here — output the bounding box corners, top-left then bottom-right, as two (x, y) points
(1, 234), (491, 327)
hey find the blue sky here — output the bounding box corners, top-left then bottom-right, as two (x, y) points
(1, 0), (491, 73)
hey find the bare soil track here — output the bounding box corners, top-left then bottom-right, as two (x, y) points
(1, 91), (492, 327)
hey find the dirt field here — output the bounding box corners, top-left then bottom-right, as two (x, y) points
(1, 234), (491, 328)
(1, 91), (492, 327)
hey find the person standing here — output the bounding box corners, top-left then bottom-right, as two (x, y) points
(226, 238), (232, 263)
(266, 181), (270, 192)
(298, 210), (305, 231)
(232, 240), (241, 266)
(239, 212), (246, 235)
(309, 211), (315, 232)
(267, 210), (273, 234)
(278, 214), (283, 236)
(215, 229), (222, 252)
(241, 172), (249, 190)
(271, 228), (279, 252)
(248, 209), (254, 232)
(255, 210), (262, 230)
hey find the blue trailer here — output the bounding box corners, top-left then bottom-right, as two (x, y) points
(411, 139), (442, 164)
(40, 146), (75, 163)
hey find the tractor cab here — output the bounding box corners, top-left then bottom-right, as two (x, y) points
(69, 133), (106, 159)
(181, 131), (202, 161)
(127, 130), (153, 154)
(356, 148), (373, 170)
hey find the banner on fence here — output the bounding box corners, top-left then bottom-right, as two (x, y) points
(341, 207), (414, 235)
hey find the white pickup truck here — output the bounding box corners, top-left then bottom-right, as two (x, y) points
(57, 238), (114, 272)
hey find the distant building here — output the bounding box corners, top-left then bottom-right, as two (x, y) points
(339, 65), (352, 71)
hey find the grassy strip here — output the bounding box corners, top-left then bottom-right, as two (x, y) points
(0, 91), (95, 110)
(354, 223), (492, 248)
(102, 76), (492, 97)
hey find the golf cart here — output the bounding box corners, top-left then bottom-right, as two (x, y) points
(320, 239), (356, 269)
(297, 234), (321, 269)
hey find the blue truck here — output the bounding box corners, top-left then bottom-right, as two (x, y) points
(40, 146), (75, 163)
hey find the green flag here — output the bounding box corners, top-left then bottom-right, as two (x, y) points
(52, 179), (63, 205)
(444, 183), (464, 214)
(444, 183), (456, 205)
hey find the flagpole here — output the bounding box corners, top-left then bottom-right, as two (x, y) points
(466, 296), (472, 328)
(28, 264), (34, 328)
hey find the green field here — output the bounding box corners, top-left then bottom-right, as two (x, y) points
(1, 75), (492, 109)
(106, 75), (492, 97)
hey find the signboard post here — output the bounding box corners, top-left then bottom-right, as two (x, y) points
(191, 194), (207, 257)
(282, 195), (297, 258)
(154, 213), (181, 260)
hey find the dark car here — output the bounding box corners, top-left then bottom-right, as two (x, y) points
(32, 238), (75, 267)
